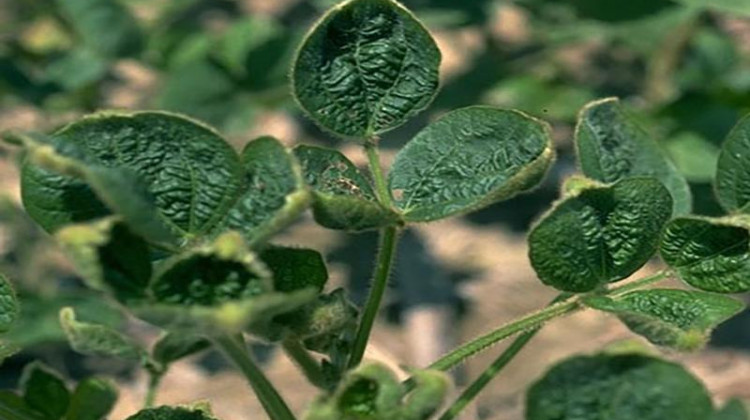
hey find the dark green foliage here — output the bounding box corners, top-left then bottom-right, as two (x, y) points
(21, 363), (70, 419)
(125, 406), (219, 420)
(0, 274), (19, 333)
(54, 0), (143, 58)
(262, 247), (329, 294)
(65, 378), (118, 420)
(715, 114), (750, 213)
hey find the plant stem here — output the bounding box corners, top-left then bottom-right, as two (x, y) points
(143, 370), (164, 408)
(214, 334), (296, 420)
(347, 225), (399, 368)
(437, 294), (571, 420)
(609, 270), (670, 296)
(364, 143), (393, 207)
(282, 338), (326, 389)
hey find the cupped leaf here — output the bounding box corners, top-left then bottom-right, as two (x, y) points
(0, 274), (19, 333)
(715, 114), (750, 213)
(292, 0), (441, 139)
(55, 0), (143, 58)
(152, 333), (210, 368)
(55, 217), (151, 303)
(529, 177), (673, 292)
(59, 307), (145, 361)
(713, 399), (749, 420)
(125, 405), (220, 420)
(65, 378), (118, 420)
(526, 353), (713, 420)
(575, 98), (692, 215)
(21, 362), (70, 420)
(389, 107), (554, 222)
(220, 136), (310, 245)
(294, 145), (399, 231)
(19, 112), (242, 241)
(584, 289), (745, 351)
(661, 216), (750, 293)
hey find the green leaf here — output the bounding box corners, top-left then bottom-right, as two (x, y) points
(0, 273), (19, 333)
(660, 216), (750, 293)
(65, 378), (118, 420)
(45, 48), (109, 90)
(60, 307), (145, 361)
(21, 362), (70, 420)
(294, 145), (399, 231)
(19, 112), (242, 242)
(152, 333), (210, 367)
(526, 353), (713, 420)
(221, 136), (310, 245)
(125, 405), (220, 420)
(575, 98), (692, 215)
(715, 114), (750, 213)
(0, 391), (46, 420)
(674, 0), (750, 16)
(55, 0), (143, 57)
(584, 289), (745, 351)
(55, 217), (151, 303)
(262, 246), (328, 293)
(529, 177), (673, 292)
(389, 106), (554, 222)
(0, 341), (21, 364)
(292, 0), (441, 139)
(713, 399), (749, 420)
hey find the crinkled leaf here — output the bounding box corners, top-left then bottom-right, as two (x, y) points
(56, 217), (151, 303)
(0, 391), (46, 420)
(529, 177), (673, 292)
(584, 289), (745, 351)
(292, 0), (441, 139)
(59, 307), (145, 361)
(661, 216), (750, 293)
(65, 378), (118, 420)
(526, 353), (713, 420)
(575, 98), (692, 215)
(294, 145), (399, 231)
(19, 112), (242, 242)
(0, 274), (19, 333)
(55, 0), (143, 57)
(152, 333), (210, 367)
(715, 114), (750, 213)
(21, 362), (70, 420)
(262, 246), (328, 293)
(713, 399), (749, 420)
(389, 107), (554, 222)
(125, 405), (220, 420)
(221, 136), (309, 245)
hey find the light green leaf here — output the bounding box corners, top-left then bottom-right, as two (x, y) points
(526, 353), (713, 420)
(60, 307), (145, 360)
(125, 405), (220, 420)
(152, 333), (210, 367)
(674, 0), (750, 16)
(575, 98), (692, 215)
(0, 274), (19, 333)
(221, 136), (310, 245)
(660, 216), (750, 293)
(0, 341), (21, 364)
(713, 399), (749, 420)
(715, 114), (750, 213)
(55, 217), (151, 303)
(0, 391), (46, 420)
(65, 378), (118, 420)
(292, 0), (441, 139)
(21, 362), (70, 420)
(529, 177), (673, 292)
(389, 106), (554, 222)
(584, 289), (745, 351)
(664, 132), (720, 183)
(45, 48), (109, 90)
(55, 0), (143, 57)
(294, 145), (399, 231)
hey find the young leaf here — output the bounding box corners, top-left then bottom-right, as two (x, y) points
(575, 98), (692, 215)
(715, 114), (750, 213)
(220, 136), (310, 245)
(526, 353), (713, 420)
(584, 289), (745, 351)
(292, 0), (441, 139)
(125, 405), (220, 420)
(152, 333), (210, 368)
(713, 399), (749, 420)
(54, 0), (143, 58)
(19, 112), (242, 241)
(294, 145), (399, 231)
(529, 177), (673, 292)
(0, 274), (19, 333)
(60, 307), (145, 361)
(661, 216), (750, 293)
(55, 217), (151, 303)
(65, 378), (118, 420)
(21, 362), (71, 419)
(389, 107), (554, 222)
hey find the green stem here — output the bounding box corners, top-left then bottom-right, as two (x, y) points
(282, 338), (326, 389)
(143, 370), (164, 408)
(214, 334), (296, 420)
(347, 225), (399, 368)
(608, 270), (670, 296)
(364, 143), (393, 208)
(437, 294), (571, 420)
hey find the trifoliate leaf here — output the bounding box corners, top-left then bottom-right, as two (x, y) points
(529, 177), (673, 292)
(292, 0), (441, 139)
(0, 274), (19, 333)
(21, 362), (70, 419)
(389, 106), (554, 222)
(575, 98), (692, 215)
(60, 307), (145, 361)
(715, 114), (750, 214)
(65, 378), (118, 420)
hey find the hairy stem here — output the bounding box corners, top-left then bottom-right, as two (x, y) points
(214, 334), (296, 420)
(282, 338), (326, 389)
(365, 143), (393, 208)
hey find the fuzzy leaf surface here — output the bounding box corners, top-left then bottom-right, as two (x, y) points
(575, 98), (692, 215)
(715, 114), (750, 213)
(526, 353), (713, 420)
(60, 307), (145, 361)
(292, 0), (441, 139)
(661, 216), (750, 293)
(389, 107), (554, 222)
(529, 177), (673, 292)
